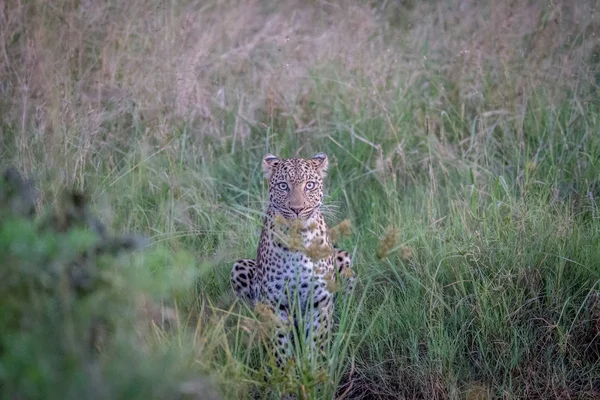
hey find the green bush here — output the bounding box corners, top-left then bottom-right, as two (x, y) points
(0, 170), (215, 400)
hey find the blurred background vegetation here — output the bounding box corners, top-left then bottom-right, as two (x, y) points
(1, 0), (599, 398)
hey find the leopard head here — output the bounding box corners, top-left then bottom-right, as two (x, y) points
(262, 152), (328, 219)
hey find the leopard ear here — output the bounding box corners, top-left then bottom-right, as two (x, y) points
(311, 152), (328, 174)
(262, 154), (280, 179)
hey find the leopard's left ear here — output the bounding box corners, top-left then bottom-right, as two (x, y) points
(311, 152), (328, 174)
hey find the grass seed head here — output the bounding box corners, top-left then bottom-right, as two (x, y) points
(328, 219), (352, 242)
(400, 245), (413, 261)
(253, 302), (288, 340)
(376, 226), (399, 260)
(325, 272), (340, 293)
(273, 215), (306, 252)
(341, 266), (355, 279)
(304, 239), (333, 262)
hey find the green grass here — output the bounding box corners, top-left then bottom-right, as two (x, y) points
(1, 0), (600, 398)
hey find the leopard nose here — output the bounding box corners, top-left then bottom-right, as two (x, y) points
(290, 207), (302, 216)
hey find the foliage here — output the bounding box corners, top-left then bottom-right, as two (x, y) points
(0, 170), (215, 400)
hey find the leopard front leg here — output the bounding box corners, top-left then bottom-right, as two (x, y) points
(334, 248), (355, 294)
(273, 307), (293, 369)
(302, 286), (334, 360)
(257, 302), (293, 369)
(231, 259), (256, 304)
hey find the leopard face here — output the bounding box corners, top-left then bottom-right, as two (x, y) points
(262, 153), (328, 220)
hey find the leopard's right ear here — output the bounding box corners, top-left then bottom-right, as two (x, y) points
(262, 154), (280, 179)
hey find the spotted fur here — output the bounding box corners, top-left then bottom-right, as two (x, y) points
(231, 152), (354, 365)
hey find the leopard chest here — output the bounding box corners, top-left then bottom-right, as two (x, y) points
(256, 215), (334, 306)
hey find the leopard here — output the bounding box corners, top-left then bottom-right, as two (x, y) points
(231, 152), (354, 366)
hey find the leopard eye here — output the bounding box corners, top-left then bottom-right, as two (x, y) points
(277, 182), (289, 190)
(305, 181), (316, 190)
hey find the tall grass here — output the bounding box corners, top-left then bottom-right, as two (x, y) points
(1, 0), (599, 398)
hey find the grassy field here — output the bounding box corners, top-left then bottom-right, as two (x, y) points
(1, 0), (600, 398)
